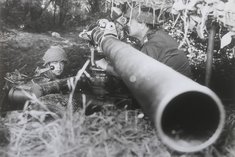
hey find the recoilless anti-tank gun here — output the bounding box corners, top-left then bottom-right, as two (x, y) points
(77, 19), (226, 153)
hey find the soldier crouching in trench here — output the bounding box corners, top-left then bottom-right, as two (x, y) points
(0, 46), (77, 146)
(4, 46), (81, 119)
(29, 45), (78, 117)
(4, 43), (128, 118)
(95, 6), (192, 79)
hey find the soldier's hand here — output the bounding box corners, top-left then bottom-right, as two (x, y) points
(95, 58), (109, 70)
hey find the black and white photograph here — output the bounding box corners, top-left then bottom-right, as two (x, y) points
(0, 0), (234, 156)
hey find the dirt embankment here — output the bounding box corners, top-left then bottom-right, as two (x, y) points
(0, 28), (90, 104)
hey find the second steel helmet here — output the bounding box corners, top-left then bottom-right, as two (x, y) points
(124, 7), (158, 25)
(43, 46), (68, 65)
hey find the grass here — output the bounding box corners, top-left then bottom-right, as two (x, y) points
(1, 90), (235, 157)
(1, 98), (170, 157)
(0, 61), (169, 157)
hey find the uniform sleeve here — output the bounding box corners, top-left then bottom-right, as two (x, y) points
(141, 43), (162, 61)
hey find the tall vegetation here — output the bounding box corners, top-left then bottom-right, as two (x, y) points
(105, 0), (235, 97)
(0, 0), (107, 31)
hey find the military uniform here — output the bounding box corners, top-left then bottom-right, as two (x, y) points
(140, 30), (192, 78)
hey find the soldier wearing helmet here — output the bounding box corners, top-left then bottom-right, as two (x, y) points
(110, 7), (127, 40)
(39, 45), (68, 81)
(122, 7), (192, 78)
(25, 45), (69, 101)
(94, 6), (191, 78)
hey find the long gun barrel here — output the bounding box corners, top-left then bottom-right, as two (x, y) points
(7, 78), (73, 108)
(101, 37), (225, 153)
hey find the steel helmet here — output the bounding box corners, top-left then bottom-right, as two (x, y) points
(43, 46), (68, 65)
(124, 7), (157, 25)
(110, 7), (123, 21)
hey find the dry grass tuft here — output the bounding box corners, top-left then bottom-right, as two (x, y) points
(0, 60), (234, 157)
(1, 101), (172, 157)
(0, 60), (169, 157)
